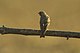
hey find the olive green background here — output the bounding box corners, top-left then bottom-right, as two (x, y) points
(0, 0), (80, 53)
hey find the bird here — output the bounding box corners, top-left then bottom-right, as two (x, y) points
(38, 10), (50, 38)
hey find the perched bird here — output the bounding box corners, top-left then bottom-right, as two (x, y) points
(38, 10), (50, 38)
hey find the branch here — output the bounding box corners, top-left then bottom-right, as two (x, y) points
(0, 26), (80, 39)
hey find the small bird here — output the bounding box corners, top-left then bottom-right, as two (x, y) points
(38, 10), (50, 38)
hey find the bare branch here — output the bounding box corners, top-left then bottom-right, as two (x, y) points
(0, 26), (80, 39)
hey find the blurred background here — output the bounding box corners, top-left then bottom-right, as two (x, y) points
(0, 0), (80, 53)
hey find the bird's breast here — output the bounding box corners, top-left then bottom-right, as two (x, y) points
(47, 17), (50, 23)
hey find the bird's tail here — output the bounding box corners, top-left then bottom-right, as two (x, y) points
(40, 30), (46, 38)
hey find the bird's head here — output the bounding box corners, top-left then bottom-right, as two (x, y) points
(38, 10), (46, 16)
